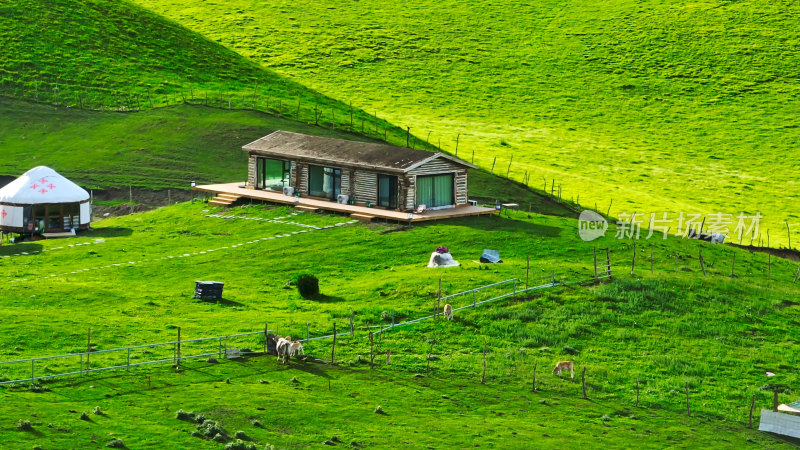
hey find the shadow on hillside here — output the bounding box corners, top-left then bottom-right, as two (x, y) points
(0, 242), (43, 256)
(415, 215), (562, 237)
(307, 294), (345, 303)
(85, 227), (134, 238)
(198, 298), (246, 308)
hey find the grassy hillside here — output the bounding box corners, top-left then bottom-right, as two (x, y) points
(132, 0), (800, 246)
(0, 202), (797, 446)
(0, 0), (407, 141)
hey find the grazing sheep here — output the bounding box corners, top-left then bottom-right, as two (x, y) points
(552, 361), (574, 379)
(443, 303), (453, 320)
(289, 341), (304, 357)
(273, 336), (292, 364)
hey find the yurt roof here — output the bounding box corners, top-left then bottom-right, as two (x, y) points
(0, 166), (89, 205)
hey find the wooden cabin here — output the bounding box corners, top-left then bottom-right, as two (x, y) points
(242, 131), (477, 212)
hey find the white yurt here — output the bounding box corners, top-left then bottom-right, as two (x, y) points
(0, 166), (91, 234)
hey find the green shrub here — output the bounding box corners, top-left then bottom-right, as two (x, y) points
(175, 409), (196, 421)
(296, 274), (319, 298)
(224, 440), (257, 450)
(93, 406), (104, 416)
(16, 419), (33, 431)
(106, 438), (125, 448)
(234, 430), (249, 440)
(197, 420), (226, 439)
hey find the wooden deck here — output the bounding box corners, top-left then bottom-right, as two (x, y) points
(193, 182), (496, 222)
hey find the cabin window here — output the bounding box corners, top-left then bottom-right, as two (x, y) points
(308, 165), (341, 200)
(377, 174), (398, 209)
(257, 158), (291, 190)
(416, 174), (454, 208)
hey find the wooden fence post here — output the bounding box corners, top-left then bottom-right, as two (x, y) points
(531, 362), (537, 392)
(455, 133), (460, 156)
(794, 261), (800, 283)
(635, 378), (640, 407)
(787, 221), (792, 250)
(506, 155), (513, 178)
(490, 157), (497, 174)
(650, 247), (654, 275)
(699, 250), (706, 277)
(331, 323), (337, 364)
(594, 247), (598, 282)
(176, 327), (181, 368)
(437, 278), (442, 319)
(386, 349), (391, 365)
(350, 313), (354, 336)
(730, 252), (736, 278)
(264, 323), (269, 355)
(749, 393), (756, 428)
(86, 328), (91, 371)
(774, 390), (779, 412)
(581, 367), (587, 399)
(631, 242), (637, 275)
(369, 332), (375, 369)
(526, 255), (530, 289)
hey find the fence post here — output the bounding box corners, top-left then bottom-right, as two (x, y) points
(631, 242), (637, 275)
(473, 290), (476, 308)
(31, 359), (35, 386)
(635, 378), (640, 407)
(594, 247), (598, 282)
(176, 327), (181, 368)
(731, 252), (736, 278)
(437, 278), (442, 319)
(306, 322), (310, 341)
(331, 323), (337, 364)
(699, 250), (706, 276)
(391, 311), (395, 328)
(513, 279), (517, 297)
(218, 338), (222, 358)
(127, 348), (131, 371)
(80, 353), (84, 376)
(350, 313), (354, 336)
(526, 255), (530, 289)
(749, 393), (755, 428)
(264, 323), (269, 354)
(531, 362), (537, 392)
(87, 328), (91, 371)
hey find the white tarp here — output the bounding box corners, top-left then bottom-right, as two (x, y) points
(0, 205), (23, 228)
(80, 202), (91, 225)
(0, 166), (89, 205)
(427, 251), (460, 268)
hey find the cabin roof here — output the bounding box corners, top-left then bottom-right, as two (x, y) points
(242, 131), (476, 173)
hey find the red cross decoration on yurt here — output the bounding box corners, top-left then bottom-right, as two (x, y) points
(30, 178), (54, 195)
(1, 209), (6, 219)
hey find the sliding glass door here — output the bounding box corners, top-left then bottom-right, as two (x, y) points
(257, 158), (291, 191)
(377, 174), (398, 209)
(416, 174), (454, 208)
(308, 165), (341, 199)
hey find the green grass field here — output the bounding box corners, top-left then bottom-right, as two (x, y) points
(130, 0), (800, 247)
(0, 201), (797, 446)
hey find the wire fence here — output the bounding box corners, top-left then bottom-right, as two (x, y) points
(0, 277), (560, 387)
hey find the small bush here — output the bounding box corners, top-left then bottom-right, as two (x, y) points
(29, 383), (51, 393)
(224, 440), (257, 450)
(234, 430), (249, 441)
(16, 419), (33, 431)
(197, 420), (226, 439)
(175, 409), (196, 421)
(374, 405), (385, 415)
(562, 346), (578, 355)
(213, 433), (228, 443)
(106, 438), (125, 448)
(93, 406), (104, 416)
(80, 412), (90, 421)
(194, 414), (207, 424)
(296, 274), (320, 298)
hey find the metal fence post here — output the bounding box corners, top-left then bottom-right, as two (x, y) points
(218, 338), (222, 358)
(391, 311), (395, 328)
(473, 291), (477, 308)
(31, 360), (34, 385)
(80, 354), (83, 376)
(513, 280), (517, 297)
(127, 348), (131, 371)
